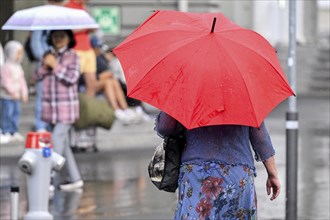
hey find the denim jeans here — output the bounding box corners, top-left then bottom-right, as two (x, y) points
(34, 81), (49, 131)
(0, 98), (20, 134)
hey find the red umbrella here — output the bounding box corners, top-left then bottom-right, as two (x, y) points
(113, 10), (294, 129)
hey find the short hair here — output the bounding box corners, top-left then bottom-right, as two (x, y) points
(47, 30), (76, 49)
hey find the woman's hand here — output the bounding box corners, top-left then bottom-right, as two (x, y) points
(43, 53), (57, 69)
(266, 174), (281, 201)
(263, 156), (281, 200)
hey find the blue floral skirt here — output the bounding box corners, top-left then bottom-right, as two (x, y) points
(173, 162), (257, 220)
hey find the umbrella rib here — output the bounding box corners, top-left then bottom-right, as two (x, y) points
(219, 31), (292, 91)
(129, 34), (208, 95)
(213, 37), (259, 126)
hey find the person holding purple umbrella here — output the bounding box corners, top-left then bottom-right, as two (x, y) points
(30, 0), (66, 133)
(36, 29), (83, 190)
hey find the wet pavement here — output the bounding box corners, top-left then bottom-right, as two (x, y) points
(0, 95), (329, 220)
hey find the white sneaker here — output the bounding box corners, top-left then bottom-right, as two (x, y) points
(0, 133), (11, 144)
(49, 185), (55, 199)
(125, 109), (142, 124)
(59, 180), (84, 191)
(49, 184), (55, 192)
(135, 106), (152, 122)
(11, 132), (24, 142)
(115, 109), (134, 125)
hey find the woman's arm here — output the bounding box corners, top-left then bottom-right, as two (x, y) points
(263, 156), (281, 200)
(250, 122), (280, 200)
(249, 122), (275, 161)
(155, 112), (178, 138)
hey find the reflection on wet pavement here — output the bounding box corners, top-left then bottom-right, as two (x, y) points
(1, 149), (177, 219)
(0, 97), (329, 219)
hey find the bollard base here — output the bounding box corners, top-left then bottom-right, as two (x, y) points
(24, 211), (53, 220)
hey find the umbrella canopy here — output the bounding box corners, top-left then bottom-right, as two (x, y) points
(1, 5), (99, 30)
(114, 10), (294, 129)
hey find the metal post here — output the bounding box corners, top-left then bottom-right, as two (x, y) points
(178, 0), (188, 12)
(10, 186), (19, 220)
(286, 0), (299, 219)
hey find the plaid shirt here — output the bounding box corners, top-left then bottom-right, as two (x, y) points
(36, 48), (80, 124)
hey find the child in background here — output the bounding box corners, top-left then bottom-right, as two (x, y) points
(36, 30), (83, 190)
(0, 41), (29, 143)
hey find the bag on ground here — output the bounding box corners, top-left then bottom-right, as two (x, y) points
(74, 93), (115, 130)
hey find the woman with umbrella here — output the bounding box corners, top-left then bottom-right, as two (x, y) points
(114, 10), (294, 219)
(156, 113), (280, 219)
(35, 29), (83, 190)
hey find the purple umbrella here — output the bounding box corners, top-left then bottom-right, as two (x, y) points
(2, 5), (99, 30)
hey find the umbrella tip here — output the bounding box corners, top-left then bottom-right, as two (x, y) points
(211, 17), (217, 33)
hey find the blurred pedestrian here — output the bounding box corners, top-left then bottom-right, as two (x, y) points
(0, 41), (29, 143)
(30, 0), (65, 133)
(88, 36), (137, 124)
(103, 47), (151, 122)
(0, 42), (7, 144)
(156, 112), (281, 219)
(36, 30), (83, 190)
(65, 0), (98, 98)
(0, 42), (4, 67)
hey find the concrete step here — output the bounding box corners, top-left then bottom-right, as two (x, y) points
(309, 44), (330, 97)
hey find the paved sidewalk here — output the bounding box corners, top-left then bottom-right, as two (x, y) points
(1, 43), (329, 157)
(0, 43), (329, 219)
(0, 101), (161, 157)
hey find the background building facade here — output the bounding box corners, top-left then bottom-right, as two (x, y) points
(0, 0), (329, 79)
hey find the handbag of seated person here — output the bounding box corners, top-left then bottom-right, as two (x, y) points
(148, 123), (186, 193)
(74, 93), (115, 130)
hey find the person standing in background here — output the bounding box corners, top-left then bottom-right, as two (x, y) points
(30, 0), (65, 133)
(0, 42), (10, 144)
(36, 29), (83, 190)
(0, 41), (29, 143)
(65, 0), (98, 98)
(0, 42), (4, 67)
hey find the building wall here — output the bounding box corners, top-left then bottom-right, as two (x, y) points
(88, 0), (222, 46)
(1, 0), (327, 81)
(318, 0), (330, 37)
(2, 0), (325, 47)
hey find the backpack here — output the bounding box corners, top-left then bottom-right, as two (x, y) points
(24, 31), (47, 62)
(24, 34), (38, 62)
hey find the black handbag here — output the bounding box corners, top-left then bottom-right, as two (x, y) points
(148, 124), (186, 193)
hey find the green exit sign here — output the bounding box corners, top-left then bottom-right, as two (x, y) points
(91, 7), (120, 35)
